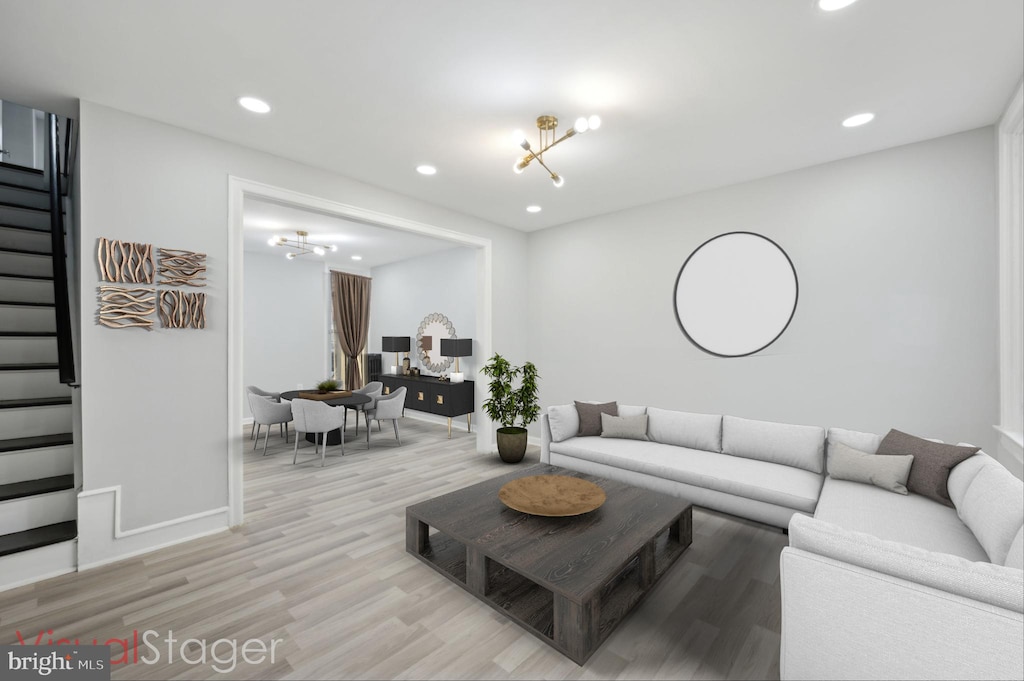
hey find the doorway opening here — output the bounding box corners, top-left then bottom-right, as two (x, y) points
(226, 178), (493, 526)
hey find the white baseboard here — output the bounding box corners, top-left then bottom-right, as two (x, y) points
(78, 486), (229, 570)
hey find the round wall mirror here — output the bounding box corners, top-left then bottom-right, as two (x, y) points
(674, 232), (798, 357)
(416, 313), (456, 373)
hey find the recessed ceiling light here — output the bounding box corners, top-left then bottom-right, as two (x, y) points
(842, 112), (875, 128)
(526, 205), (542, 213)
(351, 255), (363, 261)
(818, 0), (859, 10)
(416, 165), (437, 175)
(238, 96), (271, 114)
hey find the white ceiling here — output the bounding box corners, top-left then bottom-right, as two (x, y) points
(243, 198), (459, 270)
(1, 1), (1021, 232)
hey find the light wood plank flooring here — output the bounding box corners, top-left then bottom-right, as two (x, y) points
(0, 417), (788, 679)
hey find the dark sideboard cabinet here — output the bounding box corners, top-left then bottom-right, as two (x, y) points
(380, 374), (474, 439)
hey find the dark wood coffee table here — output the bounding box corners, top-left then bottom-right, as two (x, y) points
(406, 464), (692, 665)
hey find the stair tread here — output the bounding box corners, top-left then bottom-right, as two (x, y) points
(0, 331), (57, 337)
(0, 200), (51, 214)
(0, 223), (50, 234)
(0, 245), (50, 257)
(0, 363), (59, 371)
(0, 181), (47, 195)
(0, 162), (43, 176)
(0, 300), (55, 307)
(0, 273), (53, 281)
(0, 433), (73, 454)
(0, 475), (74, 503)
(0, 396), (71, 409)
(0, 520), (76, 558)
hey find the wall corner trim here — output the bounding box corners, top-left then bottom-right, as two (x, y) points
(77, 486), (229, 570)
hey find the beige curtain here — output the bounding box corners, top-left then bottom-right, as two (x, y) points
(330, 271), (371, 390)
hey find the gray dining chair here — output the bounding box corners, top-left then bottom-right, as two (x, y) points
(349, 381), (383, 435)
(364, 387), (406, 447)
(249, 393), (293, 456)
(291, 398), (348, 466)
(246, 385), (281, 440)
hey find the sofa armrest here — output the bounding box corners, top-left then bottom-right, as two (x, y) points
(540, 413), (552, 464)
(780, 546), (1023, 680)
(788, 514), (1023, 613)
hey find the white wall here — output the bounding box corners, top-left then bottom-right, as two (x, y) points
(243, 252), (328, 416)
(528, 127), (1000, 454)
(369, 247), (477, 377)
(76, 102), (528, 566)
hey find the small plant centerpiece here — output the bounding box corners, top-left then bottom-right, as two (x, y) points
(481, 354), (540, 463)
(316, 378), (340, 394)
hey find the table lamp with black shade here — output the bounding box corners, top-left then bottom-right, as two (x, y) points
(440, 338), (472, 383)
(382, 336), (410, 375)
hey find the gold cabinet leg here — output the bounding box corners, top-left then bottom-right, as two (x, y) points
(448, 417), (452, 439)
(467, 413), (472, 433)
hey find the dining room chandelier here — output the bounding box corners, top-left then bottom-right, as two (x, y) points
(512, 114), (601, 187)
(267, 230), (337, 260)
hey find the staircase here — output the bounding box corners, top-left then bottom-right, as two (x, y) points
(0, 158), (77, 589)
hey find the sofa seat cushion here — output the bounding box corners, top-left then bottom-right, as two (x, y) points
(550, 438), (823, 512)
(814, 477), (988, 562)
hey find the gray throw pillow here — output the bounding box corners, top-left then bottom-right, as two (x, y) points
(574, 401), (618, 436)
(828, 442), (913, 494)
(875, 429), (979, 506)
(600, 413), (649, 441)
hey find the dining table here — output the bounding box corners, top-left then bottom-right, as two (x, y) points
(280, 390), (372, 446)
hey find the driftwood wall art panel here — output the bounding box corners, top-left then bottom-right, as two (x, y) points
(97, 286), (156, 330)
(159, 290), (207, 329)
(97, 238), (155, 284)
(158, 248), (207, 287)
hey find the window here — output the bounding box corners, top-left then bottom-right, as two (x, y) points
(997, 81), (1023, 460)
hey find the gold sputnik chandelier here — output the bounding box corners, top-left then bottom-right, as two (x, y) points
(512, 114), (601, 187)
(267, 230), (337, 260)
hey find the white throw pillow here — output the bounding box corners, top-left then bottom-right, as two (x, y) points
(599, 413), (649, 441)
(547, 405), (579, 443)
(827, 442), (913, 494)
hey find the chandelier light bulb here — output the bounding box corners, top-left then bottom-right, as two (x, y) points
(512, 113), (600, 187)
(267, 236), (279, 246)
(512, 129), (529, 148)
(313, 246), (326, 256)
(330, 245), (338, 252)
(285, 252), (296, 260)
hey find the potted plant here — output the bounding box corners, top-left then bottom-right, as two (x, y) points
(481, 354), (540, 463)
(316, 379), (340, 394)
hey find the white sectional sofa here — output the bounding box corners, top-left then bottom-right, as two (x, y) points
(781, 428), (1024, 681)
(540, 405), (826, 529)
(540, 404), (1024, 680)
